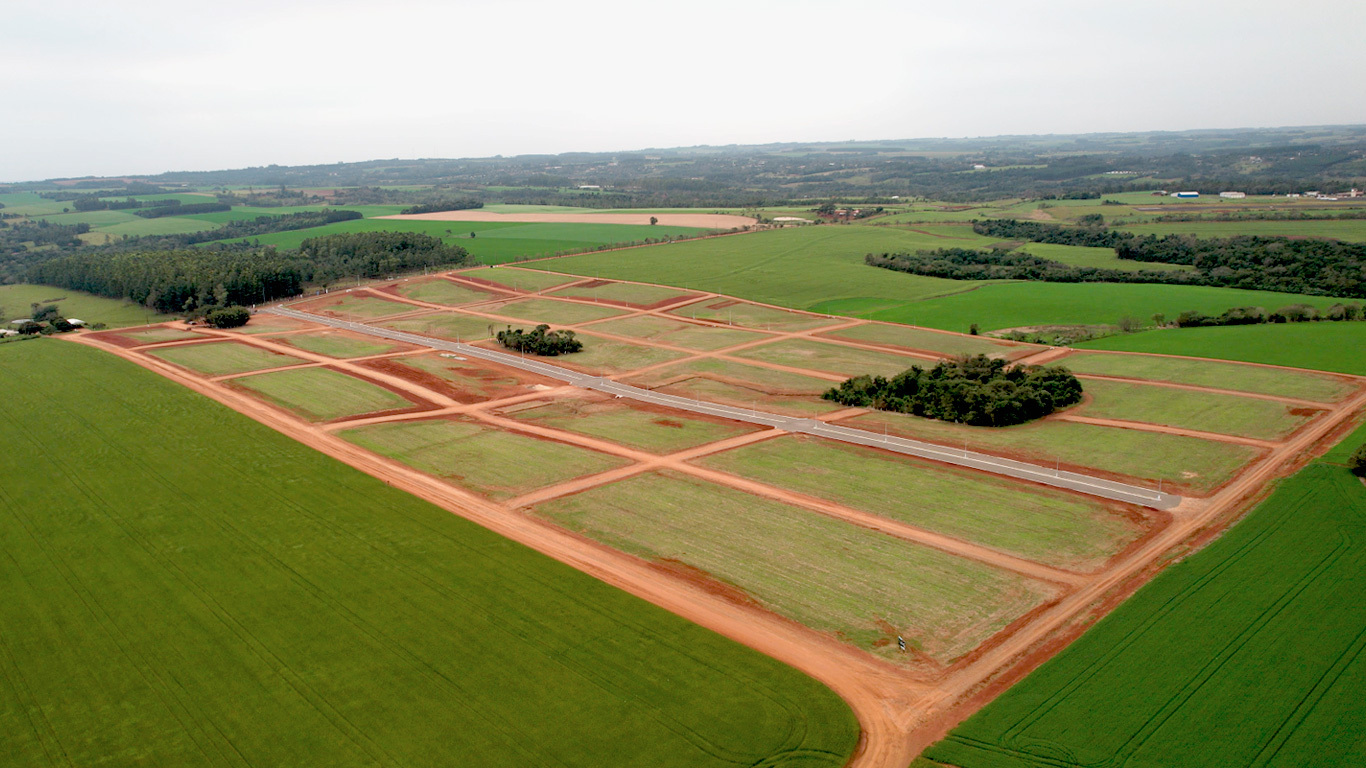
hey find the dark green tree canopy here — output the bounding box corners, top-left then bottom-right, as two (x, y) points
(495, 324), (583, 356)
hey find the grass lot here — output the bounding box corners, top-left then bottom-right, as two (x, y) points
(0, 340), (855, 768)
(548, 281), (693, 306)
(1077, 323), (1366, 376)
(1078, 379), (1319, 440)
(392, 277), (500, 306)
(474, 267), (581, 292)
(506, 396), (755, 454)
(234, 367), (413, 421)
(113, 327), (206, 344)
(381, 311), (499, 342)
(731, 338), (924, 378)
(394, 355), (550, 402)
(699, 436), (1143, 570)
(924, 450), (1366, 768)
(300, 293), (420, 320)
(0, 283), (167, 328)
(581, 314), (770, 350)
(626, 358), (843, 416)
(547, 333), (689, 374)
(277, 331), (404, 359)
(1063, 352), (1355, 403)
(1017, 242), (1194, 272)
(669, 298), (843, 332)
(845, 410), (1259, 496)
(1118, 218), (1366, 242)
(340, 418), (627, 501)
(147, 341), (307, 376)
(818, 322), (1030, 358)
(534, 471), (1056, 662)
(487, 297), (630, 325)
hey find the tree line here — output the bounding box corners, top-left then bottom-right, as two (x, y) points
(400, 199), (484, 214)
(822, 355), (1083, 427)
(133, 202), (231, 218)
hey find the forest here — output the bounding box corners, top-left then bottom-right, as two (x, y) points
(822, 355), (1083, 427)
(495, 324), (583, 356)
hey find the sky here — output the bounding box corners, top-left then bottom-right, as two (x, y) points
(3, 0), (1364, 182)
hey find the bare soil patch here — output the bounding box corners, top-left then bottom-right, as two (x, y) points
(378, 211), (756, 228)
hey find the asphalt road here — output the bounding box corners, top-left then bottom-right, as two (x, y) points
(268, 306), (1181, 510)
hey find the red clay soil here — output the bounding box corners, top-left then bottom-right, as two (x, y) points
(357, 354), (561, 405)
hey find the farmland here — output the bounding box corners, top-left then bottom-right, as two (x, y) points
(275, 330), (410, 359)
(0, 339), (856, 767)
(1077, 323), (1366, 376)
(0, 283), (167, 328)
(505, 395), (757, 454)
(1062, 352), (1354, 402)
(232, 367), (416, 421)
(1076, 379), (1319, 440)
(147, 340), (307, 376)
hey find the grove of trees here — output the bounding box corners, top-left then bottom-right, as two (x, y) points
(495, 324), (582, 356)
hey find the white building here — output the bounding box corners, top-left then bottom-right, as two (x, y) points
(1219, 191), (1247, 199)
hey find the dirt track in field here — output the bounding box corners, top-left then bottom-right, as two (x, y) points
(73, 268), (1366, 768)
(378, 210), (757, 229)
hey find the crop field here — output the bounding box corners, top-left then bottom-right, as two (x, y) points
(0, 340), (855, 767)
(0, 283), (166, 328)
(817, 322), (1030, 358)
(1062, 352), (1355, 403)
(923, 449), (1366, 768)
(391, 276), (503, 306)
(380, 311), (500, 342)
(1118, 218), (1366, 242)
(107, 327), (207, 345)
(843, 410), (1258, 495)
(292, 292), (421, 320)
(146, 340), (307, 376)
(340, 417), (628, 501)
(276, 330), (409, 359)
(547, 280), (695, 307)
(504, 395), (757, 454)
(233, 367), (416, 421)
(485, 297), (630, 325)
(541, 333), (689, 374)
(1077, 323), (1366, 376)
(583, 314), (771, 350)
(1077, 379), (1320, 440)
(533, 471), (1058, 662)
(624, 357), (844, 416)
(697, 436), (1144, 570)
(730, 337), (925, 378)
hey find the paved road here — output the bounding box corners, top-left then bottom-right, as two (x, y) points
(268, 306), (1181, 510)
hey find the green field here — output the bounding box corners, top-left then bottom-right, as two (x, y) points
(277, 331), (405, 359)
(1063, 352), (1355, 403)
(534, 471), (1056, 661)
(0, 340), (856, 767)
(669, 298), (842, 331)
(731, 338), (924, 378)
(924, 439), (1366, 768)
(475, 267), (582, 292)
(1077, 323), (1366, 376)
(626, 357), (843, 416)
(506, 396), (756, 454)
(111, 327), (206, 344)
(548, 280), (694, 306)
(1078, 379), (1319, 440)
(340, 417), (628, 500)
(699, 436), (1143, 570)
(1017, 242), (1194, 272)
(234, 367), (414, 421)
(381, 311), (499, 342)
(393, 277), (500, 306)
(845, 410), (1258, 495)
(487, 297), (630, 325)
(818, 322), (1030, 358)
(1119, 218), (1366, 242)
(147, 341), (307, 376)
(303, 293), (420, 320)
(551, 333), (690, 374)
(0, 283), (168, 328)
(581, 314), (770, 350)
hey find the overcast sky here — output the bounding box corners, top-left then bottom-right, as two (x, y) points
(3, 0), (1364, 182)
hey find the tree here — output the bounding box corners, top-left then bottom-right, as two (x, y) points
(1350, 444), (1366, 478)
(1152, 313), (1166, 327)
(31, 303), (60, 323)
(649, 216), (658, 226)
(1117, 315), (1140, 333)
(17, 321), (42, 335)
(205, 306), (250, 328)
(969, 323), (980, 335)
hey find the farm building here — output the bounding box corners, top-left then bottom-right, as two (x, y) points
(67, 319), (85, 326)
(0, 329), (17, 337)
(1172, 191), (1200, 198)
(1219, 191), (1247, 199)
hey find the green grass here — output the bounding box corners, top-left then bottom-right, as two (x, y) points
(818, 322), (1030, 358)
(698, 436), (1143, 570)
(550, 333), (689, 374)
(299, 293), (420, 320)
(534, 471), (1056, 662)
(1076, 323), (1366, 376)
(731, 338), (923, 377)
(392, 277), (499, 306)
(924, 445), (1366, 768)
(668, 297), (842, 331)
(0, 283), (169, 328)
(1119, 218), (1366, 242)
(1017, 242), (1194, 272)
(1063, 351), (1355, 403)
(0, 339), (856, 768)
(276, 332), (403, 359)
(146, 341), (307, 376)
(234, 367), (413, 421)
(581, 314), (771, 350)
(548, 281), (693, 306)
(844, 410), (1259, 496)
(475, 267), (581, 292)
(380, 311), (499, 342)
(110, 327), (206, 344)
(487, 297), (630, 325)
(340, 417), (628, 500)
(506, 396), (755, 454)
(1079, 379), (1319, 440)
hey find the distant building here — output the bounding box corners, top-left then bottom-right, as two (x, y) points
(1173, 191), (1200, 198)
(1219, 191), (1246, 199)
(972, 164), (987, 170)
(0, 329), (17, 337)
(577, 185), (601, 190)
(10, 319), (31, 325)
(67, 319), (85, 326)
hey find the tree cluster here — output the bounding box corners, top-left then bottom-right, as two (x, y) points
(133, 202), (231, 218)
(495, 324), (582, 356)
(1350, 444), (1366, 478)
(399, 199), (484, 215)
(822, 355), (1083, 427)
(972, 218), (1131, 248)
(1174, 301), (1364, 327)
(296, 231), (471, 287)
(205, 306), (251, 328)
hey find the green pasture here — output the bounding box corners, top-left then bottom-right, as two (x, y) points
(340, 417), (627, 500)
(818, 322), (1029, 358)
(234, 367), (413, 421)
(1017, 242), (1194, 272)
(553, 333), (690, 374)
(1077, 323), (1366, 376)
(1078, 379), (1319, 440)
(277, 331), (404, 359)
(381, 311), (499, 342)
(393, 277), (501, 306)
(534, 471), (1055, 662)
(146, 341), (307, 376)
(582, 314), (770, 351)
(0, 340), (855, 768)
(506, 396), (755, 454)
(845, 410), (1258, 496)
(1063, 352), (1355, 403)
(109, 327), (205, 344)
(731, 338), (924, 378)
(0, 191), (69, 216)
(476, 266), (581, 292)
(0, 283), (166, 328)
(699, 436), (1143, 570)
(304, 293), (419, 320)
(488, 297), (630, 325)
(548, 280), (693, 306)
(925, 444), (1366, 768)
